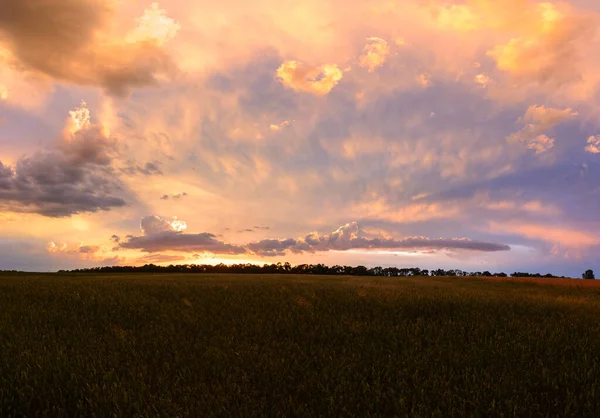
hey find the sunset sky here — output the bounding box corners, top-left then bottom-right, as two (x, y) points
(1, 0), (600, 275)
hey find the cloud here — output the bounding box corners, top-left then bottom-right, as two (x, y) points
(126, 2), (181, 47)
(585, 135), (600, 154)
(0, 154), (126, 217)
(160, 192), (187, 200)
(507, 105), (578, 153)
(120, 231), (247, 254)
(0, 101), (128, 217)
(276, 61), (343, 95)
(46, 240), (112, 262)
(526, 134), (555, 155)
(270, 120), (291, 132)
(359, 37), (390, 72)
(79, 245), (100, 254)
(247, 222), (511, 257)
(417, 73), (431, 87)
(0, 0), (179, 96)
(140, 215), (187, 235)
(0, 106), (128, 218)
(486, 2), (594, 86)
(130, 254), (189, 265)
(489, 221), (599, 248)
(120, 161), (163, 176)
(474, 74), (491, 87)
(116, 215), (244, 254)
(118, 218), (510, 256)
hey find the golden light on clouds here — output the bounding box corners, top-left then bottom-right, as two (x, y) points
(359, 37), (390, 72)
(507, 105), (578, 153)
(474, 73), (490, 87)
(418, 73), (431, 87)
(276, 61), (343, 95)
(67, 100), (91, 134)
(527, 134), (555, 155)
(126, 2), (181, 46)
(2, 0), (600, 275)
(270, 120), (291, 132)
(585, 135), (600, 154)
(435, 4), (480, 31)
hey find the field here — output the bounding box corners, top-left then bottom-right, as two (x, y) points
(2, 273), (600, 417)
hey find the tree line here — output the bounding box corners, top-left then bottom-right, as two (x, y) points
(51, 262), (592, 279)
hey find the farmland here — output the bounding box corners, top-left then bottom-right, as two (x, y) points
(1, 273), (600, 417)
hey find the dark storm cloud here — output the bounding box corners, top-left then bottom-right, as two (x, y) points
(0, 127), (126, 217)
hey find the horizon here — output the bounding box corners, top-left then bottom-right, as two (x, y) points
(1, 260), (584, 280)
(2, 0), (600, 276)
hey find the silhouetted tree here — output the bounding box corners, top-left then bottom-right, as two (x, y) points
(583, 269), (595, 280)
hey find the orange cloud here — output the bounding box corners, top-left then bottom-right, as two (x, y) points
(474, 73), (491, 87)
(507, 105), (577, 153)
(276, 61), (343, 95)
(585, 135), (600, 154)
(126, 2), (181, 46)
(359, 37), (390, 72)
(489, 221), (599, 248)
(0, 0), (179, 96)
(486, 1), (593, 85)
(351, 198), (460, 224)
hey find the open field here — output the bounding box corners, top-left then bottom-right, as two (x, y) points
(2, 273), (600, 417)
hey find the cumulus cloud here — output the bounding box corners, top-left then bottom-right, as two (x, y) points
(140, 215), (187, 235)
(125, 2), (181, 46)
(247, 222), (511, 257)
(0, 102), (127, 217)
(116, 215), (247, 254)
(118, 218), (510, 256)
(0, 0), (179, 96)
(359, 37), (390, 72)
(120, 232), (247, 254)
(0, 154), (125, 217)
(276, 61), (343, 95)
(585, 135), (600, 154)
(507, 105), (578, 153)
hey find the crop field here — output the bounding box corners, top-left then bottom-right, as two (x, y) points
(2, 273), (600, 417)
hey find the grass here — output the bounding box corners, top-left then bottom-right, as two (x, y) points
(1, 273), (600, 417)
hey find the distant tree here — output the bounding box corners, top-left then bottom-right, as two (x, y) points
(583, 269), (595, 280)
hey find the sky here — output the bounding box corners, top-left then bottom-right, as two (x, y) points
(1, 0), (600, 276)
